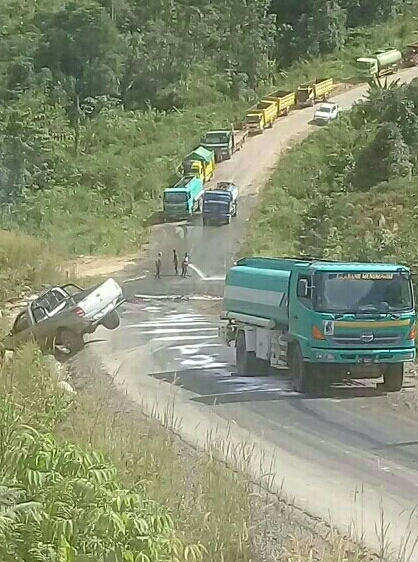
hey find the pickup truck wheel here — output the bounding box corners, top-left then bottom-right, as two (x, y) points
(381, 363), (404, 392)
(236, 331), (264, 377)
(102, 310), (120, 330)
(226, 216), (232, 225)
(53, 328), (84, 362)
(289, 346), (314, 393)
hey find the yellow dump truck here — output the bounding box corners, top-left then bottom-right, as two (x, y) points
(262, 90), (296, 117)
(296, 78), (334, 108)
(245, 100), (277, 134)
(182, 146), (216, 183)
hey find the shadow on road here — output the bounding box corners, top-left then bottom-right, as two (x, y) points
(148, 368), (388, 405)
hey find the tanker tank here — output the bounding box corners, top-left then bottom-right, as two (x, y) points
(224, 257), (293, 326)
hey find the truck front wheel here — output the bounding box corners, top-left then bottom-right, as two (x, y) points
(289, 345), (315, 393)
(236, 331), (267, 376)
(382, 363), (404, 392)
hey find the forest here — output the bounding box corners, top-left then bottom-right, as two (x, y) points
(0, 0), (410, 252)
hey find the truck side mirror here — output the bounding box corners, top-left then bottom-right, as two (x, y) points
(297, 279), (309, 298)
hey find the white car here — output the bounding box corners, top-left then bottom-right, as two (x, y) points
(313, 102), (340, 124)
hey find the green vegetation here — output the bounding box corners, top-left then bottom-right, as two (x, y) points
(0, 341), (374, 561)
(243, 78), (418, 268)
(0, 345), (219, 560)
(0, 230), (63, 303)
(1, 0), (418, 254)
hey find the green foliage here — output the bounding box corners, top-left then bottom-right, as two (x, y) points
(0, 346), (205, 562)
(244, 78), (418, 268)
(0, 229), (63, 302)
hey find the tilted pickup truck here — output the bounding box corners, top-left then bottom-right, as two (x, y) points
(1, 277), (125, 362)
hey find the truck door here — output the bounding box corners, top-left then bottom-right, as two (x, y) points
(288, 271), (314, 353)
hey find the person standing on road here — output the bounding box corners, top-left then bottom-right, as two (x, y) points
(173, 249), (178, 275)
(181, 252), (190, 278)
(155, 252), (162, 279)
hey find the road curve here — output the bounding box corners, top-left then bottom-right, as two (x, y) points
(87, 67), (418, 558)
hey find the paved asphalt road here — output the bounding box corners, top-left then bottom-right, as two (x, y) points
(86, 67), (418, 558)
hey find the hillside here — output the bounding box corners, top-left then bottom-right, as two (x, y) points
(243, 77), (418, 269)
(1, 0), (418, 254)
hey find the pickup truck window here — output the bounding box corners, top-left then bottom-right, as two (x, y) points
(12, 312), (29, 334)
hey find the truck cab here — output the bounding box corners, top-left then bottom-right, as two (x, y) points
(163, 176), (204, 220)
(202, 182), (238, 226)
(355, 57), (378, 77)
(245, 112), (264, 134)
(182, 146), (215, 183)
(201, 130), (233, 162)
(220, 257), (416, 393)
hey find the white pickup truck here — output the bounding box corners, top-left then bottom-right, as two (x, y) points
(2, 278), (125, 361)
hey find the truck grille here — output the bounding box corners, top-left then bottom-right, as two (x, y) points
(331, 333), (401, 346)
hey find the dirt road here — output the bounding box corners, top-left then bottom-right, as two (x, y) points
(85, 66), (418, 558)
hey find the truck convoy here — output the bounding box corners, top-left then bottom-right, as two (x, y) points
(245, 100), (277, 134)
(296, 78), (334, 107)
(201, 129), (248, 162)
(202, 181), (238, 226)
(163, 175), (204, 220)
(355, 48), (402, 79)
(219, 257), (416, 393)
(182, 146), (215, 183)
(262, 90), (296, 116)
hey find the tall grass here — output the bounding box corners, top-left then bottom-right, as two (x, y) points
(0, 229), (64, 302)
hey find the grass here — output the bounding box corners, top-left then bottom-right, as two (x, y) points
(0, 229), (64, 303)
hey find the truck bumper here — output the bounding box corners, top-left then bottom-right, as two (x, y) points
(203, 215), (231, 224)
(308, 347), (415, 364)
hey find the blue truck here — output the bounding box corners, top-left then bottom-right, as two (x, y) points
(202, 182), (238, 226)
(219, 257), (416, 393)
(163, 175), (204, 220)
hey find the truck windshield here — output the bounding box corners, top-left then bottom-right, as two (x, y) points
(164, 192), (187, 204)
(356, 61), (372, 69)
(204, 133), (228, 144)
(246, 115), (261, 123)
(314, 272), (413, 314)
(183, 162), (195, 174)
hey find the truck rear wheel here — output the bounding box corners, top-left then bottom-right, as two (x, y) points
(382, 363), (404, 392)
(102, 310), (120, 330)
(289, 345), (315, 393)
(53, 328), (84, 363)
(236, 331), (267, 377)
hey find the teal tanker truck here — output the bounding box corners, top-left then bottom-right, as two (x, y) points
(219, 257), (416, 393)
(355, 48), (402, 79)
(163, 175), (204, 220)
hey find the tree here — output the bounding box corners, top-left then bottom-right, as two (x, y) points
(306, 0), (347, 56)
(352, 122), (412, 190)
